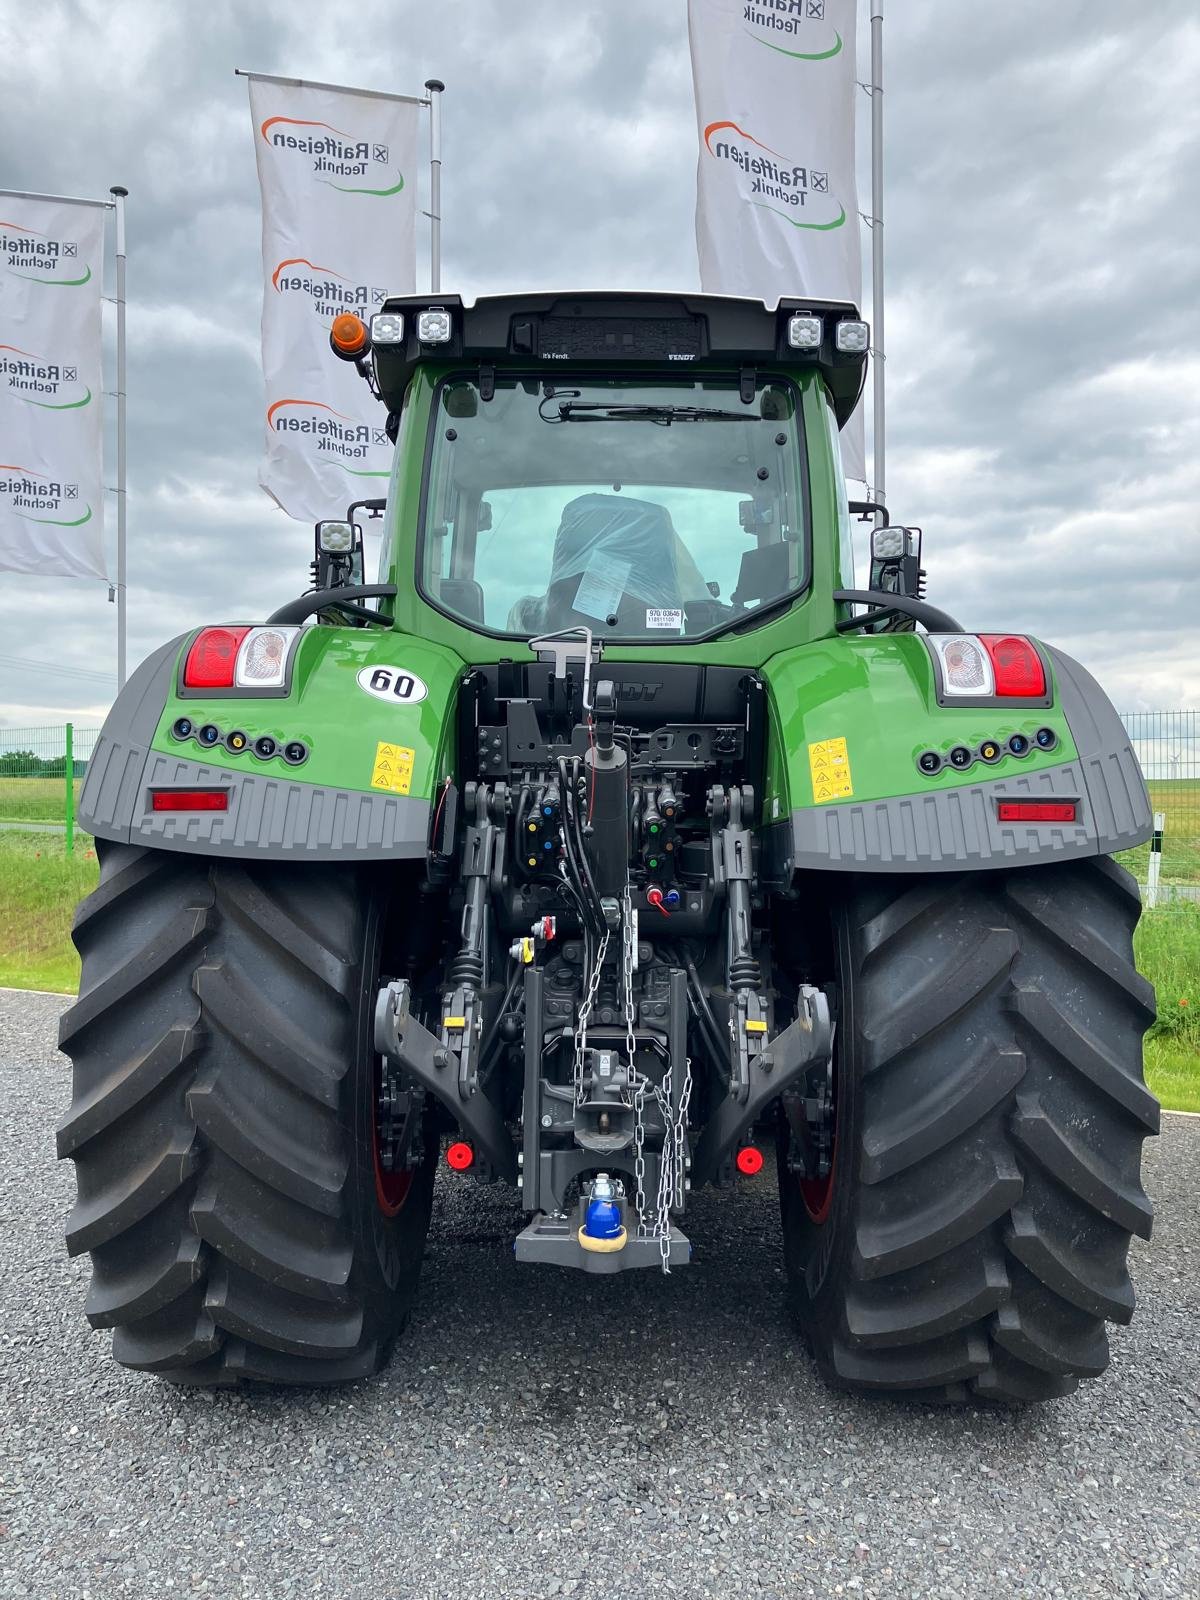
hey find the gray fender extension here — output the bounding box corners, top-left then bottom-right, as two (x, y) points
(76, 635), (431, 861)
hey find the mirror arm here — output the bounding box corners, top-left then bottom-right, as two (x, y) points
(833, 589), (963, 634)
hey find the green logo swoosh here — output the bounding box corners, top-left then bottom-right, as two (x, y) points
(25, 386), (92, 411)
(751, 201), (847, 231)
(18, 503), (93, 527)
(747, 28), (842, 61)
(340, 465), (390, 477)
(10, 264), (92, 287)
(321, 173), (405, 198)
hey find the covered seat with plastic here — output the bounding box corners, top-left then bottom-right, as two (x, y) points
(507, 493), (710, 634)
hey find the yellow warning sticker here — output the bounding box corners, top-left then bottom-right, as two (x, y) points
(371, 741), (415, 796)
(808, 736), (854, 805)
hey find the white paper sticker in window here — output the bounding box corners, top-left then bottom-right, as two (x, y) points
(572, 553), (631, 621)
(646, 608), (684, 630)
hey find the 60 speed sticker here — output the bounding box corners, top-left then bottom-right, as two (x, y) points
(356, 665), (429, 705)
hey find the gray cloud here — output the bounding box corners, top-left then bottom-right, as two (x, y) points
(1, 0), (1197, 728)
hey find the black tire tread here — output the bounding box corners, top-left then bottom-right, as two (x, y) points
(781, 858), (1156, 1403)
(59, 842), (433, 1385)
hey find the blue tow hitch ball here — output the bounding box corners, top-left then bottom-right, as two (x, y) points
(582, 1173), (624, 1242)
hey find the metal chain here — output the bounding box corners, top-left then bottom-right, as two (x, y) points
(632, 1074), (648, 1236)
(621, 885), (638, 1076)
(572, 926), (610, 1105)
(618, 884), (693, 1271)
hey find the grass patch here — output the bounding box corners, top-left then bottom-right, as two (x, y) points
(0, 831), (96, 993)
(1117, 778), (1200, 885)
(1144, 1046), (1200, 1114)
(0, 835), (1196, 1111)
(0, 775), (81, 825)
(1136, 901), (1200, 1112)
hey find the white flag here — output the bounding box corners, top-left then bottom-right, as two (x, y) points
(688, 0), (866, 480)
(0, 197), (107, 579)
(246, 75), (421, 524)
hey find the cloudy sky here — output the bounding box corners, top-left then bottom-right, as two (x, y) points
(1, 0), (1197, 730)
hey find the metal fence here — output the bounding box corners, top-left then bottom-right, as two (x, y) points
(0, 725), (100, 854)
(0, 713), (1196, 887)
(1117, 711), (1199, 900)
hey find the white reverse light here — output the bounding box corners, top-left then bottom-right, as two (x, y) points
(787, 314), (823, 350)
(835, 320), (870, 354)
(369, 312), (405, 345)
(416, 307), (452, 344)
(235, 626), (300, 690)
(929, 634), (994, 698)
(317, 520), (354, 554)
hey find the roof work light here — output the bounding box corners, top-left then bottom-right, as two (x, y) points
(370, 312), (405, 345)
(787, 314), (823, 350)
(416, 307), (452, 344)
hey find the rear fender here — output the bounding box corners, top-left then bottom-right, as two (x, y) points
(78, 627), (465, 861)
(759, 633), (1151, 875)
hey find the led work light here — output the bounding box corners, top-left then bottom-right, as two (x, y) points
(786, 314), (823, 350)
(870, 526), (917, 562)
(317, 520), (355, 554)
(416, 307), (452, 344)
(835, 320), (870, 353)
(369, 312), (405, 345)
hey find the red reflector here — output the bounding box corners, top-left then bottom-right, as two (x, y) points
(735, 1145), (764, 1176)
(446, 1141), (474, 1172)
(979, 635), (1046, 698)
(150, 789), (230, 813)
(997, 801), (1077, 823)
(183, 626), (251, 689)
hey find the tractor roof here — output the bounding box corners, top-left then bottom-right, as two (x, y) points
(369, 289), (867, 426)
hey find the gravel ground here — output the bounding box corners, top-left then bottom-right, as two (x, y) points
(2, 988), (1198, 1600)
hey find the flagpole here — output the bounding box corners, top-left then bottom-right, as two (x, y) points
(425, 79), (444, 292)
(870, 5), (885, 511)
(110, 186), (128, 690)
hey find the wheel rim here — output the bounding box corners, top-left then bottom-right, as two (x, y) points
(373, 1054), (414, 1216)
(799, 1036), (838, 1224)
(799, 1143), (836, 1224)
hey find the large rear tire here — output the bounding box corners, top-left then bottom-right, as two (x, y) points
(778, 857), (1158, 1403)
(58, 841), (436, 1386)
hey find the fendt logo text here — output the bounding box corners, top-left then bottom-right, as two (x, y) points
(260, 117), (404, 196)
(267, 399), (376, 462)
(270, 258), (388, 319)
(0, 221), (91, 284)
(0, 465), (91, 523)
(0, 344), (91, 408)
(704, 120), (845, 230)
(743, 0), (844, 60)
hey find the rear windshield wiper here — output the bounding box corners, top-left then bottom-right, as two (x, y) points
(540, 399), (759, 425)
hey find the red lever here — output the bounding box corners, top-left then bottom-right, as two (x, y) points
(646, 886), (671, 917)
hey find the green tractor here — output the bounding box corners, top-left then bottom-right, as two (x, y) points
(58, 292), (1157, 1402)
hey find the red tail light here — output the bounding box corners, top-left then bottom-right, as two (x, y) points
(997, 801), (1077, 822)
(979, 635), (1046, 698)
(183, 627), (251, 689)
(735, 1145), (764, 1176)
(150, 789), (230, 813)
